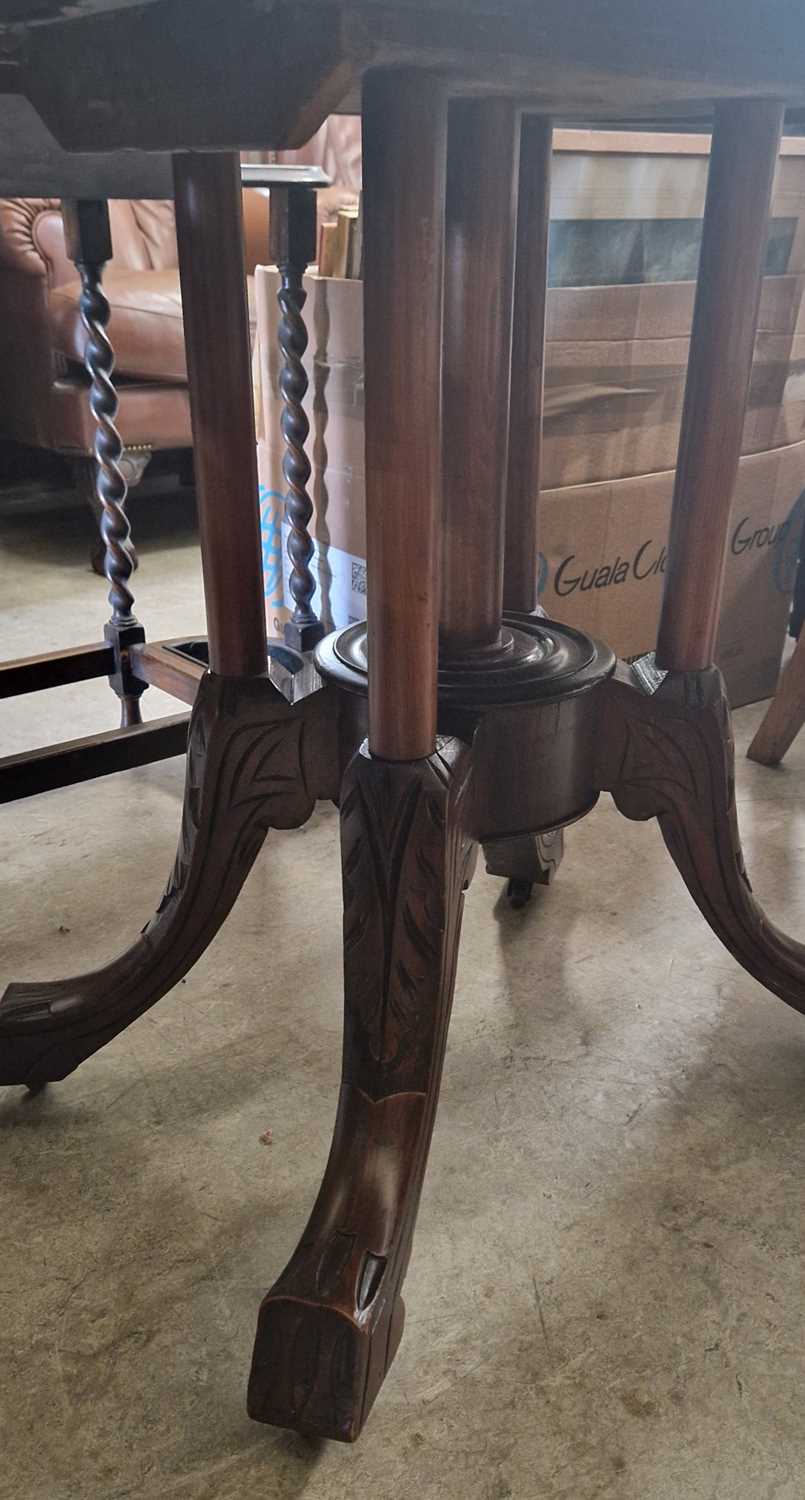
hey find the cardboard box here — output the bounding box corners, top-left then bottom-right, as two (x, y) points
(542, 277), (805, 488)
(538, 444), (805, 705)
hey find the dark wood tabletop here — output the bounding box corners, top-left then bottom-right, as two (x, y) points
(2, 0), (805, 165)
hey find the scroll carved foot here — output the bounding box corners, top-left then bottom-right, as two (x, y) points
(597, 660), (805, 1017)
(248, 737), (475, 1442)
(0, 674), (331, 1087)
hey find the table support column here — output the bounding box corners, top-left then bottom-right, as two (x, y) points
(596, 100), (805, 1043)
(173, 151), (267, 678)
(482, 114), (563, 900)
(248, 71), (479, 1444)
(503, 114), (552, 615)
(362, 71), (448, 759)
(441, 99), (521, 653)
(655, 99), (783, 671)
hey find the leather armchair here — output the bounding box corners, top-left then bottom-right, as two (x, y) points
(0, 115), (362, 547)
(0, 188), (268, 516)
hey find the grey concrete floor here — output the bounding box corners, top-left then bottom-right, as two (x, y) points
(1, 494), (804, 1500)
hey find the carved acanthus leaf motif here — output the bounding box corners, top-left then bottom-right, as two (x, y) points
(600, 667), (805, 1021)
(0, 673), (320, 1086)
(249, 738), (475, 1442)
(619, 717), (701, 805)
(340, 741), (473, 1099)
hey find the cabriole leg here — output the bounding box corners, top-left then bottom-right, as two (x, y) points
(248, 68), (456, 1440)
(0, 157), (303, 1089)
(597, 663), (805, 1018)
(0, 676), (331, 1086)
(599, 102), (805, 1019)
(249, 739), (474, 1440)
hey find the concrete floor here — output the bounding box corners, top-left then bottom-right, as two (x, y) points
(1, 495), (804, 1500)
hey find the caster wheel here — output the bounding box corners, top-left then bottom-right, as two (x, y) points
(506, 877), (533, 909)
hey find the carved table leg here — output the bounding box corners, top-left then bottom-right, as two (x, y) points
(0, 158), (290, 1089)
(248, 738), (475, 1441)
(248, 67), (455, 1441)
(0, 674), (331, 1087)
(597, 662), (805, 1017)
(63, 199), (146, 727)
(595, 102), (805, 1015)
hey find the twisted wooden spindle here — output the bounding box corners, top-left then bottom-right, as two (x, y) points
(62, 199), (146, 726)
(268, 183), (323, 652)
(79, 270), (137, 624)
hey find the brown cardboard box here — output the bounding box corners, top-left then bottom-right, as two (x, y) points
(538, 443), (805, 705)
(542, 277), (805, 488)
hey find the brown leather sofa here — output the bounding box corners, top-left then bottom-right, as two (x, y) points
(0, 190), (268, 506)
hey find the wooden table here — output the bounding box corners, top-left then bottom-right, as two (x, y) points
(3, 0), (805, 1446)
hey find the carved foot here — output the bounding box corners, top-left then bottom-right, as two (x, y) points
(0, 674), (332, 1087)
(598, 660), (805, 1017)
(248, 738), (474, 1441)
(484, 830), (565, 907)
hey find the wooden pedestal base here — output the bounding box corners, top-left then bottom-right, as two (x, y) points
(3, 648), (805, 1439)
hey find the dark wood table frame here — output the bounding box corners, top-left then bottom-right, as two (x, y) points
(3, 0), (805, 1447)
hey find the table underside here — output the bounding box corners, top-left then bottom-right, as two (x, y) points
(2, 0), (805, 173)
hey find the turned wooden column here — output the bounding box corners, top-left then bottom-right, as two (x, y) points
(363, 70), (448, 759)
(173, 152), (267, 678)
(503, 115), (553, 615)
(441, 99), (521, 652)
(655, 100), (783, 672)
